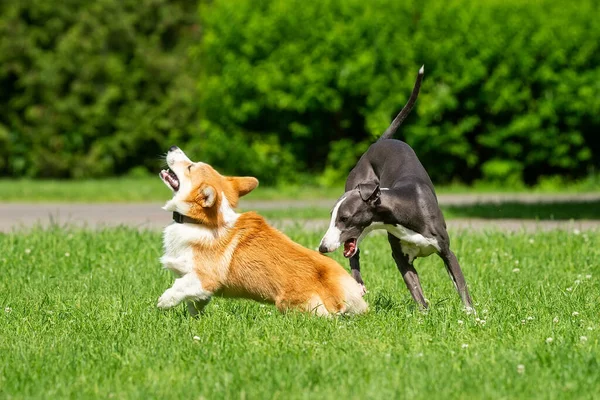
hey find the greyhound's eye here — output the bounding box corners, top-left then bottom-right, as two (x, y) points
(339, 215), (349, 223)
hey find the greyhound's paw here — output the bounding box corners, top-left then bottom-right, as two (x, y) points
(359, 284), (368, 297)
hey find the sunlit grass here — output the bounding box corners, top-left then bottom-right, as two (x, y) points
(1, 225), (599, 399)
(1, 176), (599, 203)
(255, 200), (600, 221)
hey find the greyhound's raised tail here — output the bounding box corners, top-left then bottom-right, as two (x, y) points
(379, 65), (424, 141)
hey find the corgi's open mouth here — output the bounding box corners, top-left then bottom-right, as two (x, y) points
(343, 238), (357, 258)
(160, 168), (180, 191)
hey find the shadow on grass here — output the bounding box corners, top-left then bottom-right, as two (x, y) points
(442, 200), (600, 220)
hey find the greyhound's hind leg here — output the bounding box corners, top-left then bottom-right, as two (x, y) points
(439, 247), (474, 311)
(387, 234), (428, 310)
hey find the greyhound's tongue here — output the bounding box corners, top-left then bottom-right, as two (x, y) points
(343, 239), (357, 258)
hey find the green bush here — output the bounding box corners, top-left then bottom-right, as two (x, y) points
(0, 0), (200, 178)
(1, 0), (599, 186)
(198, 0), (600, 185)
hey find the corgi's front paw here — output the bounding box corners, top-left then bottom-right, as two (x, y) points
(157, 290), (179, 309)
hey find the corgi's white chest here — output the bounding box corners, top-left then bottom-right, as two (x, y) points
(160, 223), (217, 276)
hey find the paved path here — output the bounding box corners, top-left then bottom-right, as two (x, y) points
(1, 193), (599, 233)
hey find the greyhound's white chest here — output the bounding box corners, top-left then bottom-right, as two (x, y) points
(359, 222), (440, 263)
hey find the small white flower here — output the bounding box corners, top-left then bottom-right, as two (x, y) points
(416, 352), (424, 358)
(566, 287), (573, 292)
(64, 252), (70, 257)
(517, 364), (525, 374)
(586, 274), (592, 279)
(259, 304), (266, 308)
(527, 316), (534, 321)
(364, 250), (370, 255)
(521, 319), (526, 324)
(580, 336), (588, 342)
(482, 309), (488, 315)
(267, 311), (272, 315)
(574, 279), (581, 284)
(546, 337), (553, 344)
(572, 311), (580, 317)
(588, 327), (594, 331)
(528, 238), (535, 244)
(25, 248), (31, 254)
(573, 229), (580, 235)
(479, 319), (487, 326)
(553, 316), (559, 324)
(475, 317), (481, 322)
(457, 320), (464, 325)
(4, 307), (11, 313)
(515, 260), (520, 265)
(475, 248), (482, 253)
(461, 343), (469, 349)
(193, 335), (200, 341)
(513, 268), (520, 273)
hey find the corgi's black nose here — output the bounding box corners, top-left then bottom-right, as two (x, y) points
(169, 145), (179, 152)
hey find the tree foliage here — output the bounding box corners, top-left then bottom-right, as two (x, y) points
(0, 0), (199, 178)
(1, 0), (599, 186)
(199, 0), (600, 185)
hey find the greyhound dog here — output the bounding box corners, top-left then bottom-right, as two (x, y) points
(318, 66), (473, 311)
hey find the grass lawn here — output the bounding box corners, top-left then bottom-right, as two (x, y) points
(1, 177), (599, 203)
(255, 199), (600, 221)
(1, 225), (599, 399)
(0, 179), (341, 203)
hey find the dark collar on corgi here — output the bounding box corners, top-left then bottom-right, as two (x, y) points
(172, 211), (202, 225)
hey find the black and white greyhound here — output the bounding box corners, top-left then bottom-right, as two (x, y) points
(318, 66), (473, 311)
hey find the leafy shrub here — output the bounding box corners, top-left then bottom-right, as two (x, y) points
(1, 0), (599, 186)
(0, 0), (200, 178)
(198, 0), (600, 185)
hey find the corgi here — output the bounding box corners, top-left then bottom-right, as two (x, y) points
(157, 146), (368, 316)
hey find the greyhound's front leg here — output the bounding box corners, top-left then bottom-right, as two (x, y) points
(350, 248), (367, 295)
(157, 273), (212, 310)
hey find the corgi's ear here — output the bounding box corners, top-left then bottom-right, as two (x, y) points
(196, 184), (216, 208)
(227, 176), (259, 197)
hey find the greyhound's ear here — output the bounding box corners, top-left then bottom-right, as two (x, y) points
(357, 183), (381, 204)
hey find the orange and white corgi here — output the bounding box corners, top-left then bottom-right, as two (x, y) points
(157, 146), (367, 316)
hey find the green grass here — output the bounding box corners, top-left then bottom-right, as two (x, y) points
(443, 200), (600, 220)
(0, 179), (341, 203)
(1, 176), (600, 203)
(1, 225), (599, 399)
(255, 200), (600, 221)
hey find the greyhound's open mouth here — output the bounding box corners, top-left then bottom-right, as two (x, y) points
(343, 238), (357, 258)
(160, 168), (180, 192)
